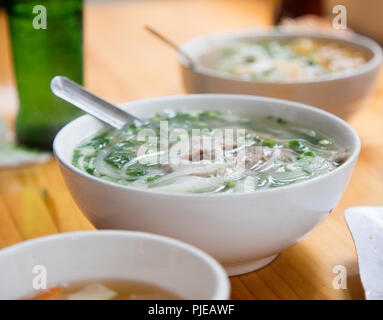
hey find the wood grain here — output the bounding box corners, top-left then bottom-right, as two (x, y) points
(0, 0), (381, 300)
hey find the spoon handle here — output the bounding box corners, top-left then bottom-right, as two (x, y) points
(50, 76), (141, 130)
(144, 25), (195, 69)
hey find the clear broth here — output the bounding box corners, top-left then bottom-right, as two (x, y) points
(28, 279), (182, 300)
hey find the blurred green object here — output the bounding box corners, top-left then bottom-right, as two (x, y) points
(6, 0), (83, 150)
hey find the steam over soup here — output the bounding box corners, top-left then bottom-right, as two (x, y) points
(73, 110), (349, 194)
(197, 38), (368, 81)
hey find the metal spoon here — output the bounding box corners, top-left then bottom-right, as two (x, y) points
(144, 25), (195, 70)
(50, 76), (145, 130)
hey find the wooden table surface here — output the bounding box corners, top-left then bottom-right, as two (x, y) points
(1, 0), (382, 300)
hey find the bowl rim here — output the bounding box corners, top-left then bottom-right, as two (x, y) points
(178, 27), (383, 85)
(0, 230), (230, 300)
(53, 94), (361, 198)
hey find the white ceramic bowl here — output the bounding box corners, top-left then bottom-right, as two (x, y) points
(54, 94), (361, 276)
(0, 230), (230, 300)
(179, 29), (382, 119)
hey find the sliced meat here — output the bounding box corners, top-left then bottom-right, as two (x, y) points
(330, 148), (350, 164)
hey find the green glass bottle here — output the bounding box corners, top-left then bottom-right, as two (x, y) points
(6, 0), (83, 150)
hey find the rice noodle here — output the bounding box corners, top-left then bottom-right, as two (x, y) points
(73, 111), (348, 194)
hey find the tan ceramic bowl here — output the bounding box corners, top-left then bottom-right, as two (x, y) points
(179, 29), (382, 119)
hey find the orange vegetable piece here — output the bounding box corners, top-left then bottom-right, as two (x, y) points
(32, 287), (64, 300)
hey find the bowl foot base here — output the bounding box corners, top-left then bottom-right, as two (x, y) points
(224, 254), (279, 276)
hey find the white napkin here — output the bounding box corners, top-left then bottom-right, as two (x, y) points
(0, 117), (51, 167)
(345, 207), (383, 300)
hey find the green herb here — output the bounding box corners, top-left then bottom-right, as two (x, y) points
(277, 118), (287, 125)
(262, 139), (276, 147)
(84, 132), (110, 150)
(127, 167), (146, 176)
(152, 113), (164, 121)
(188, 113), (199, 119)
(201, 111), (219, 118)
(104, 151), (133, 169)
(86, 167), (95, 174)
(72, 149), (81, 165)
(286, 140), (304, 152)
(146, 175), (162, 182)
(226, 181), (236, 188)
(303, 151), (315, 157)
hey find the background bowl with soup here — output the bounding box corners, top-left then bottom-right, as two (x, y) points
(179, 29), (382, 119)
(54, 94), (361, 276)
